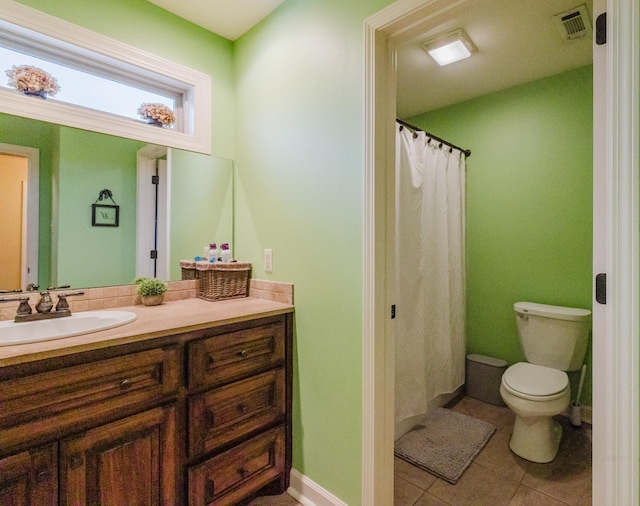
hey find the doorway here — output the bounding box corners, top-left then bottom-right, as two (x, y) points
(0, 144), (39, 291)
(362, 1), (639, 505)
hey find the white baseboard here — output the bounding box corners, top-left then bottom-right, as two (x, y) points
(288, 468), (349, 506)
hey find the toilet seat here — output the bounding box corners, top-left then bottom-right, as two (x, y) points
(502, 362), (569, 401)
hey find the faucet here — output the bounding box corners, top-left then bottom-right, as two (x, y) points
(0, 290), (85, 323)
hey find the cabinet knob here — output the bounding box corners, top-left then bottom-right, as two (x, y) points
(237, 404), (249, 415)
(69, 455), (84, 470)
(119, 379), (132, 390)
(238, 349), (249, 358)
(35, 469), (51, 482)
(237, 467), (249, 478)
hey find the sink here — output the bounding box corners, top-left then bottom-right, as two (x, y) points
(0, 310), (137, 346)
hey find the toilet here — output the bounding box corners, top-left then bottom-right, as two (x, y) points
(500, 301), (591, 463)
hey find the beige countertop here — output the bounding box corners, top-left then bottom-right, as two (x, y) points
(0, 297), (293, 367)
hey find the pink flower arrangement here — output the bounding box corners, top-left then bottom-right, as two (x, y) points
(5, 65), (60, 96)
(137, 102), (176, 126)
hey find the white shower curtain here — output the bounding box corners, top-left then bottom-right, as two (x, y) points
(395, 122), (466, 424)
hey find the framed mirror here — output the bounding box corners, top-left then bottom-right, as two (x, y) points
(0, 112), (233, 291)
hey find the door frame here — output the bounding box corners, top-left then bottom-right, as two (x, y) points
(0, 143), (39, 291)
(136, 144), (170, 281)
(362, 1), (639, 505)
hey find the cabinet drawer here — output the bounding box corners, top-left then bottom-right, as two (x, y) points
(188, 425), (285, 506)
(0, 346), (179, 450)
(188, 321), (284, 389)
(189, 368), (285, 458)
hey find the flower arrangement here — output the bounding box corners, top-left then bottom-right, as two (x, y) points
(5, 65), (60, 96)
(137, 102), (176, 127)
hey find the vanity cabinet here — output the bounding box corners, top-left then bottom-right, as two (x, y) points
(0, 311), (293, 506)
(0, 443), (58, 506)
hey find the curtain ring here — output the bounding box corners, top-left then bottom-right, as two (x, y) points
(399, 125), (404, 131)
(413, 132), (418, 139)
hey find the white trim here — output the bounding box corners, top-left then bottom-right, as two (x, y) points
(604, 1), (640, 504)
(0, 143), (38, 290)
(136, 144), (170, 281)
(0, 0), (211, 155)
(364, 1), (640, 505)
(288, 469), (348, 506)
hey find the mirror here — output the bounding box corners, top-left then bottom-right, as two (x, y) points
(0, 112), (233, 290)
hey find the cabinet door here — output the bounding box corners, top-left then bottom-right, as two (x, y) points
(60, 405), (177, 506)
(0, 443), (58, 506)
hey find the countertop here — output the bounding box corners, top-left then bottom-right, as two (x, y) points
(0, 297), (294, 367)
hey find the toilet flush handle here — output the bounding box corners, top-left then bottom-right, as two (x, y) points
(517, 312), (528, 320)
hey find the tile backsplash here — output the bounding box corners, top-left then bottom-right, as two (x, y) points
(0, 279), (293, 321)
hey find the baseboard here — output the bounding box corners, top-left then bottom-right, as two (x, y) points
(288, 468), (349, 506)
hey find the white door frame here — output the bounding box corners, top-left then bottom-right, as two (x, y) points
(0, 143), (39, 291)
(362, 1), (639, 505)
(136, 144), (170, 281)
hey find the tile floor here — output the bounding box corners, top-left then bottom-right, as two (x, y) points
(248, 396), (592, 506)
(395, 396), (592, 506)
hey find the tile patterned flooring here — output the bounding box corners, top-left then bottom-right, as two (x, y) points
(249, 396), (592, 506)
(395, 396), (592, 506)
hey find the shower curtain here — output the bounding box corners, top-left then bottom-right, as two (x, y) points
(395, 122), (466, 424)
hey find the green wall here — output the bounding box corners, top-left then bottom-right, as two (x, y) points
(234, 0), (393, 503)
(169, 152), (234, 280)
(54, 128), (140, 287)
(407, 65), (594, 404)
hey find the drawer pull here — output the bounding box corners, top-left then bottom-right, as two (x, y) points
(237, 404), (249, 415)
(35, 469), (51, 483)
(119, 379), (132, 390)
(237, 467), (249, 478)
(238, 349), (249, 358)
(69, 455), (84, 470)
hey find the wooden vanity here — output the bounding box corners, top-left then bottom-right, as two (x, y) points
(0, 297), (294, 506)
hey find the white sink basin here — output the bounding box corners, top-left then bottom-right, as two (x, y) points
(0, 310), (137, 346)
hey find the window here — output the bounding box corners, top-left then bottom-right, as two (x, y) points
(0, 1), (211, 154)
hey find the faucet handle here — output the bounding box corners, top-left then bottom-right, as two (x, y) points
(0, 296), (33, 316)
(48, 284), (71, 291)
(26, 283), (39, 292)
(55, 291), (85, 312)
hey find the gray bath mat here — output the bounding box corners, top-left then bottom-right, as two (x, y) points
(394, 408), (496, 484)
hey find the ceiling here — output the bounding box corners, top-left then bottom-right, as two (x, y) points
(146, 0), (286, 41)
(145, 0), (594, 118)
(396, 0), (594, 118)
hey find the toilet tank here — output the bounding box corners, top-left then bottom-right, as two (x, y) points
(514, 301), (591, 371)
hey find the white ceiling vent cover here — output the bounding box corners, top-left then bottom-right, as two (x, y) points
(553, 5), (592, 40)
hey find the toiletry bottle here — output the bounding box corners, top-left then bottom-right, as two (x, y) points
(203, 245), (210, 262)
(209, 243), (218, 263)
(220, 243), (231, 262)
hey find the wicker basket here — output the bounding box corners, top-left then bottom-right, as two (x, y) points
(196, 261), (251, 301)
(180, 260), (199, 280)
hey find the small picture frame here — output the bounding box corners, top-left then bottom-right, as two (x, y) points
(92, 204), (119, 227)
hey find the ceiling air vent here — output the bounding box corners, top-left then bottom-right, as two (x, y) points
(553, 5), (592, 40)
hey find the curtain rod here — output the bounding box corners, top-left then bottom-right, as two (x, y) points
(396, 118), (471, 158)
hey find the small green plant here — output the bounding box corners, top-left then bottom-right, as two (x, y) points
(135, 277), (167, 296)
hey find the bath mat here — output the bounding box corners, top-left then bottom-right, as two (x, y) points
(394, 407), (496, 484)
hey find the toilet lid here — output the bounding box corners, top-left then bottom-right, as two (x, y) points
(502, 362), (569, 397)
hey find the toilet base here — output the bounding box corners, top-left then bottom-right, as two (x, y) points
(509, 415), (562, 463)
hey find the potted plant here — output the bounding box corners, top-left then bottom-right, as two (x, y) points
(135, 277), (167, 306)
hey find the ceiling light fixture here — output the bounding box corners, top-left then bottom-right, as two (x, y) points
(422, 29), (476, 66)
